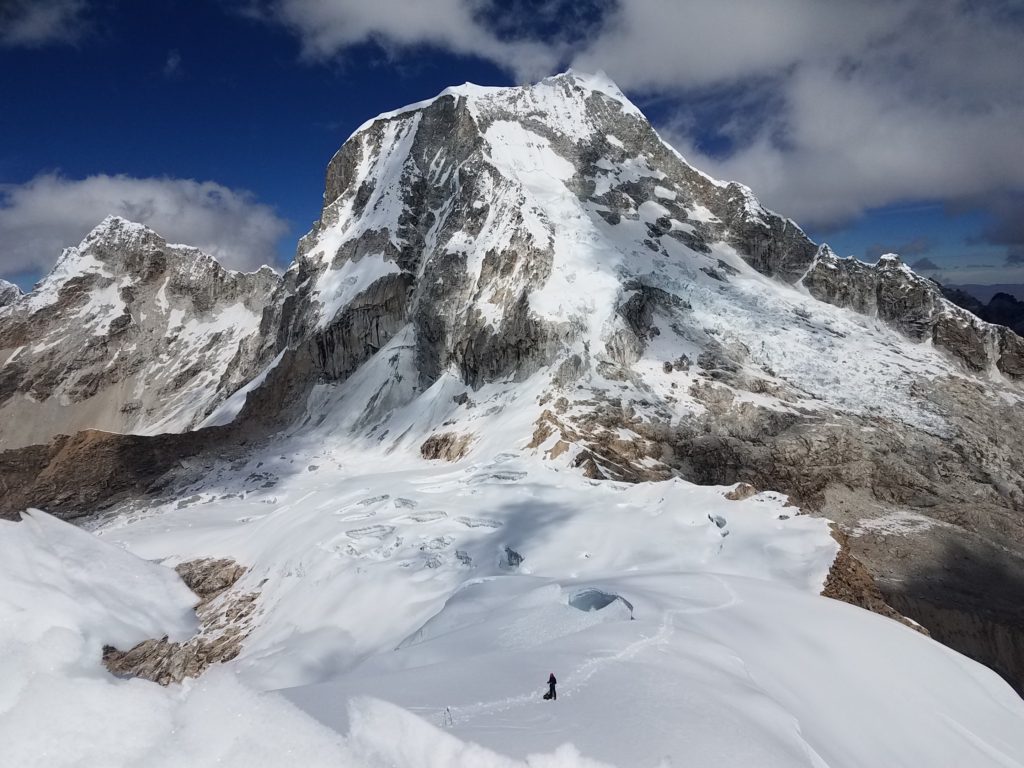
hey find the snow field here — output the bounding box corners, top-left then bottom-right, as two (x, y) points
(1, 428), (1018, 767)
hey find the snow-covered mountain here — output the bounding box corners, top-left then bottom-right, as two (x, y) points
(0, 216), (277, 449)
(2, 71), (1024, 767)
(235, 70), (827, 441)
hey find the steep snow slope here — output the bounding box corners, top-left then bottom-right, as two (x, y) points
(0, 216), (277, 449)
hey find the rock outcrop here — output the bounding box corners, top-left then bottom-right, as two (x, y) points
(0, 427), (236, 520)
(821, 526), (928, 635)
(0, 279), (21, 307)
(103, 558), (259, 686)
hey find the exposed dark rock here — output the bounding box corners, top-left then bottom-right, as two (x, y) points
(103, 558), (259, 686)
(310, 273), (412, 381)
(502, 546), (524, 569)
(822, 527), (928, 635)
(0, 427), (235, 521)
(420, 431), (473, 461)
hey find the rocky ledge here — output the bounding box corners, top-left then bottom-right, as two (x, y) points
(103, 558), (260, 686)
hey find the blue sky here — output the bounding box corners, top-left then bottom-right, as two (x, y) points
(2, 0), (1023, 292)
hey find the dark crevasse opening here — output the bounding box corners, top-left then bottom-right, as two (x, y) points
(569, 588), (634, 617)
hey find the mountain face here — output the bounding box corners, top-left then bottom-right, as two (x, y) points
(3, 70), (1024, 714)
(0, 216), (277, 449)
(276, 70), (819, 385)
(232, 71), (820, 431)
(804, 249), (1024, 376)
(0, 279), (21, 307)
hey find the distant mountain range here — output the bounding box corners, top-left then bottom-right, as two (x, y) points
(942, 285), (1024, 335)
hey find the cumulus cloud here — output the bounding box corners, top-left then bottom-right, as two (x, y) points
(0, 174), (289, 278)
(0, 0), (89, 47)
(572, 0), (905, 92)
(629, 1), (1024, 227)
(243, 0), (567, 80)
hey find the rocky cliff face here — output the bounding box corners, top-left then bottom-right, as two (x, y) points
(2, 71), (1024, 694)
(0, 279), (21, 307)
(0, 216), (277, 449)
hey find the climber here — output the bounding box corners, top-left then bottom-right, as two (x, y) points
(546, 672), (557, 701)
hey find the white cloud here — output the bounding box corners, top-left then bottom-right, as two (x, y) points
(163, 49), (183, 78)
(251, 0), (563, 80)
(572, 0), (904, 92)
(0, 174), (289, 278)
(658, 61), (1024, 225)
(0, 0), (89, 47)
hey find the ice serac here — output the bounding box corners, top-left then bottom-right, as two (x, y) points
(0, 216), (278, 449)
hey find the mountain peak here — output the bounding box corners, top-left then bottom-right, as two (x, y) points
(85, 214), (155, 244)
(345, 68), (643, 146)
(546, 67), (629, 98)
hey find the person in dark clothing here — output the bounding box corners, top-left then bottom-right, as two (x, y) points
(547, 672), (557, 700)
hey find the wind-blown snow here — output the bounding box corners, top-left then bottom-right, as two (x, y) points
(346, 70), (639, 143)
